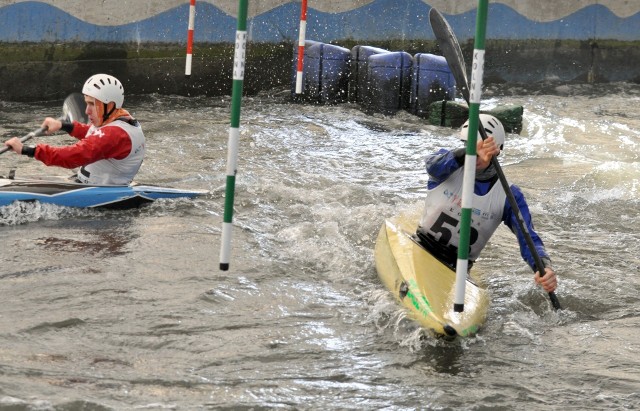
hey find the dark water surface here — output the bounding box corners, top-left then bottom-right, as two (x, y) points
(1, 84), (639, 410)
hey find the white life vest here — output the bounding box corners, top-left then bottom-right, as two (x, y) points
(77, 120), (145, 185)
(418, 168), (506, 261)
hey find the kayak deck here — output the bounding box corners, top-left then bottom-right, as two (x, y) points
(0, 176), (208, 209)
(374, 205), (489, 337)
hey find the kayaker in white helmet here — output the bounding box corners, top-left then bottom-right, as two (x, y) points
(416, 114), (558, 293)
(3, 73), (145, 185)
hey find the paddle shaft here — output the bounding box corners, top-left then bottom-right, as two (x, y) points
(0, 125), (49, 156)
(429, 8), (561, 310)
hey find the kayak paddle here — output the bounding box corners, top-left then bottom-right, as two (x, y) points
(429, 8), (562, 310)
(1, 92), (87, 156)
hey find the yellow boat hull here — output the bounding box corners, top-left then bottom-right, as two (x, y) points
(374, 206), (489, 337)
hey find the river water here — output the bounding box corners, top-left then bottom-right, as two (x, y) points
(0, 83), (639, 410)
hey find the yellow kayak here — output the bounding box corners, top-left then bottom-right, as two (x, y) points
(374, 205), (490, 337)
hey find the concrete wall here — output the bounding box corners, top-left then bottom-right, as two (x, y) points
(0, 0), (639, 101)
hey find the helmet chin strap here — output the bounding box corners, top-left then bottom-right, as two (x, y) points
(103, 102), (116, 123)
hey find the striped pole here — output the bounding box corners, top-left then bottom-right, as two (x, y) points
(454, 0), (489, 313)
(219, 0), (248, 271)
(295, 0), (308, 94)
(185, 0), (196, 77)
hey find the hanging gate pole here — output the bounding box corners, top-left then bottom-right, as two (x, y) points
(185, 0), (196, 77)
(295, 0), (308, 94)
(220, 0), (249, 271)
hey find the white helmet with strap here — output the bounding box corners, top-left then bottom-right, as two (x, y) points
(460, 114), (506, 150)
(82, 74), (124, 108)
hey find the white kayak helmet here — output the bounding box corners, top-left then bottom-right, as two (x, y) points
(460, 114), (506, 150)
(82, 74), (124, 108)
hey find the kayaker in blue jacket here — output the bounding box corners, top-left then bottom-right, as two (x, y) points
(416, 114), (557, 293)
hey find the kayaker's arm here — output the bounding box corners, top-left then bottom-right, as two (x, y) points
(21, 145), (35, 157)
(60, 120), (74, 133)
(502, 185), (558, 293)
(34, 126), (132, 169)
(68, 121), (92, 140)
(503, 184), (552, 270)
(425, 148), (465, 188)
(5, 119), (88, 158)
(40, 117), (89, 138)
(425, 137), (498, 189)
(3, 137), (34, 157)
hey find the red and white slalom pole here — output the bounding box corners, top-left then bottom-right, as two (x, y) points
(295, 0), (308, 94)
(185, 0), (196, 77)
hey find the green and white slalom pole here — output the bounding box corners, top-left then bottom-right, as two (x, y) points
(454, 0), (489, 312)
(220, 0), (248, 271)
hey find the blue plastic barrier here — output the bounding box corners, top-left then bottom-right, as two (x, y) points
(366, 51), (413, 115)
(348, 45), (388, 105)
(291, 40), (350, 104)
(410, 53), (456, 118)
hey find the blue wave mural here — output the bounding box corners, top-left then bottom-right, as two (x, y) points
(0, 2), (235, 43)
(0, 0), (638, 43)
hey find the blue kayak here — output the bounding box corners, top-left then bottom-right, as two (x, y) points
(0, 176), (208, 209)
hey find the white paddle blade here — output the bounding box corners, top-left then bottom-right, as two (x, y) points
(62, 92), (88, 123)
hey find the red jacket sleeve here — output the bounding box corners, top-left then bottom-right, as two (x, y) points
(34, 124), (132, 169)
(69, 121), (92, 140)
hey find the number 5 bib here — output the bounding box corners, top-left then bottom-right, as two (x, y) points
(419, 168), (506, 261)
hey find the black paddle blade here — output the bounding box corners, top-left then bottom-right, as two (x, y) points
(429, 8), (470, 103)
(62, 92), (88, 123)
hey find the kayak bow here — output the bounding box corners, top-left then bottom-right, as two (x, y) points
(374, 205), (489, 337)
